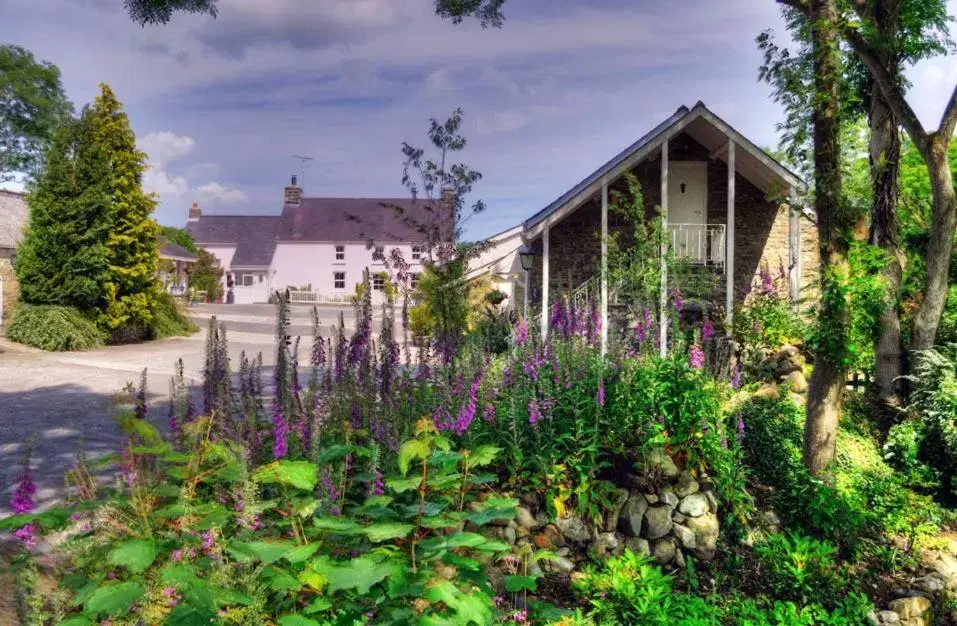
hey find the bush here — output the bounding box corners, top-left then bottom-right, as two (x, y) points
(149, 291), (198, 339)
(753, 532), (842, 605)
(6, 303), (104, 351)
(907, 344), (957, 500)
(883, 419), (938, 490)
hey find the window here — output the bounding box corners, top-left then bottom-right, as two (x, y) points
(412, 246), (422, 261)
(258, 274), (264, 283)
(236, 273), (254, 286)
(335, 245), (345, 261)
(374, 246), (385, 262)
(373, 273), (385, 291)
(410, 273), (421, 289)
(334, 272), (346, 290)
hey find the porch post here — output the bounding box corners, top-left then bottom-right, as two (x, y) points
(725, 140), (736, 331)
(601, 183), (609, 356)
(659, 140), (669, 357)
(541, 225), (550, 338)
(788, 186), (801, 305)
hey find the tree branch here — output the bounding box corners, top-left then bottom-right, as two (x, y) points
(938, 83), (957, 141)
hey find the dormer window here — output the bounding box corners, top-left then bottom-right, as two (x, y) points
(335, 245), (345, 261)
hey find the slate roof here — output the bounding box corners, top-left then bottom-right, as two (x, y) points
(276, 197), (451, 243)
(186, 197), (451, 269)
(0, 190), (28, 250)
(159, 239), (198, 262)
(186, 215), (280, 268)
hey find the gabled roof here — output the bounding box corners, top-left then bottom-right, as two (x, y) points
(159, 239), (198, 262)
(0, 189), (28, 250)
(186, 215), (280, 269)
(524, 102), (804, 237)
(275, 197), (452, 243)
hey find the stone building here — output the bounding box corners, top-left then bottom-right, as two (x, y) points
(0, 190), (28, 321)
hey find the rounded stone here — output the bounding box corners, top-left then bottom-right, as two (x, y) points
(504, 525), (517, 545)
(550, 555), (576, 575)
(673, 524), (696, 549)
(625, 537), (651, 556)
(643, 448), (679, 479)
(660, 492), (679, 509)
(888, 596), (931, 624)
(678, 493), (710, 518)
(515, 506), (539, 530)
(618, 493), (649, 537)
(786, 370), (808, 393)
(652, 539), (676, 565)
(644, 506), (674, 539)
(555, 515), (591, 543)
(675, 471), (700, 498)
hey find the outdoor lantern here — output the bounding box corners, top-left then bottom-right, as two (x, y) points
(519, 244), (535, 272)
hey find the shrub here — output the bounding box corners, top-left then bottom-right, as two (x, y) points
(883, 419), (938, 490)
(753, 531), (842, 605)
(906, 343), (957, 500)
(149, 290), (198, 339)
(6, 303), (104, 351)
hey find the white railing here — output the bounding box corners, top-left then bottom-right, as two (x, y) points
(286, 290), (419, 308)
(667, 223), (726, 267)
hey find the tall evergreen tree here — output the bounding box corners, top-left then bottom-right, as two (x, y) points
(88, 84), (160, 331)
(14, 113), (111, 311)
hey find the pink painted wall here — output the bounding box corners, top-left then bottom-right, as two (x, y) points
(201, 245), (236, 295)
(271, 242), (426, 296)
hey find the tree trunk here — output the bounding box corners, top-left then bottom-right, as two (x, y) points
(866, 0), (905, 413)
(803, 0), (848, 477)
(912, 135), (957, 350)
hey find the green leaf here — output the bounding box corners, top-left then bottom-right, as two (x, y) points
(303, 598), (333, 614)
(398, 439), (430, 475)
(215, 462), (244, 483)
(467, 445), (500, 467)
(159, 563), (203, 590)
(278, 616), (322, 626)
(313, 517), (361, 532)
(227, 540), (294, 565)
(106, 538), (158, 574)
(312, 556), (398, 594)
(253, 460), (318, 491)
(504, 575), (538, 592)
(164, 604), (219, 625)
(58, 618), (92, 626)
(84, 581), (144, 616)
(284, 543), (320, 564)
(212, 587), (253, 606)
(363, 522), (415, 542)
(313, 444), (353, 465)
(154, 503), (186, 518)
(264, 566), (302, 592)
(444, 532), (487, 548)
(385, 477), (421, 493)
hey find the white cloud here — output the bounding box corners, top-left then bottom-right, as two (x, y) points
(143, 167), (189, 196)
(139, 131), (196, 166)
(197, 182), (247, 202)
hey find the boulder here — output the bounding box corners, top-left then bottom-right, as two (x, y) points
(673, 512), (687, 524)
(678, 493), (709, 518)
(931, 553), (957, 580)
(555, 515), (591, 543)
(533, 525), (564, 550)
(673, 524), (696, 550)
(686, 512), (719, 561)
(888, 596), (931, 626)
(618, 493), (649, 537)
(675, 471), (700, 498)
(643, 493), (660, 505)
(644, 506), (674, 540)
(643, 449), (679, 480)
(916, 574), (946, 595)
(549, 555), (576, 575)
(487, 566), (507, 596)
(625, 537), (651, 556)
(674, 548), (686, 569)
(652, 538), (676, 565)
(593, 532), (619, 557)
(876, 611), (900, 625)
(503, 525), (516, 545)
(515, 506), (540, 530)
(786, 370), (808, 394)
(605, 488), (630, 533)
(704, 491), (719, 514)
(660, 492), (679, 509)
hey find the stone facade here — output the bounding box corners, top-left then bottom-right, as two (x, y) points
(527, 131), (819, 313)
(0, 250), (17, 321)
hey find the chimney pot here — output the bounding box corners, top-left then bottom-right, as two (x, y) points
(188, 201), (201, 221)
(285, 175), (303, 206)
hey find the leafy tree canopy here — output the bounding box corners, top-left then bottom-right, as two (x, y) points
(160, 225), (198, 254)
(0, 45), (73, 182)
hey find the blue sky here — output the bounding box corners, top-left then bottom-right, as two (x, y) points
(1, 0), (955, 240)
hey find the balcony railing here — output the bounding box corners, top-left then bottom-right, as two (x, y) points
(667, 223), (726, 268)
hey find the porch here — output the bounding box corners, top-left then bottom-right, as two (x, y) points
(516, 102), (812, 354)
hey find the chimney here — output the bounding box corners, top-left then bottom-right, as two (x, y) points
(188, 202), (201, 222)
(440, 188), (456, 212)
(284, 174), (303, 206)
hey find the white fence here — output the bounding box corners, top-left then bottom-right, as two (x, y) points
(667, 223), (726, 267)
(287, 290), (420, 307)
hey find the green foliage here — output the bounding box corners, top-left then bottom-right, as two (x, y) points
(906, 344), (957, 500)
(753, 532), (842, 605)
(6, 303), (105, 351)
(883, 419), (938, 489)
(149, 290), (198, 339)
(0, 44), (73, 181)
(14, 114), (111, 312)
(734, 266), (802, 376)
(188, 249), (224, 303)
(160, 225), (197, 254)
(89, 84), (160, 332)
(471, 304), (516, 355)
(415, 262), (470, 347)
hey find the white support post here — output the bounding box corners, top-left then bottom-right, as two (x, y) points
(600, 183), (609, 356)
(541, 226), (550, 338)
(725, 140), (736, 331)
(659, 141), (669, 357)
(788, 186), (801, 304)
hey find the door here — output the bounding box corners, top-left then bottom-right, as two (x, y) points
(667, 161), (708, 261)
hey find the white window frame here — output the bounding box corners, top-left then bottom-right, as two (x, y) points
(335, 245), (345, 261)
(373, 274), (385, 291)
(410, 272), (421, 289)
(412, 246), (422, 261)
(334, 271), (346, 290)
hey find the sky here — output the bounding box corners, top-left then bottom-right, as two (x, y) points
(1, 0), (955, 240)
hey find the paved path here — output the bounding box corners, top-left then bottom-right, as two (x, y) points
(0, 303), (359, 515)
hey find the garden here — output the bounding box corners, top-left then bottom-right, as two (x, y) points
(3, 259), (957, 625)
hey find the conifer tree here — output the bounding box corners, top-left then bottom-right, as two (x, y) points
(88, 84), (160, 331)
(14, 112), (112, 311)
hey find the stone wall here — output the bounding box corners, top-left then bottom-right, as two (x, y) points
(526, 132), (820, 315)
(0, 250), (18, 321)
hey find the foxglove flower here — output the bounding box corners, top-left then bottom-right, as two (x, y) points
(731, 360), (742, 389)
(672, 289), (684, 314)
(737, 415), (746, 444)
(13, 523), (37, 550)
(597, 379), (605, 408)
(272, 400), (288, 459)
(514, 318), (528, 347)
(528, 400), (542, 425)
(702, 316), (714, 342)
(10, 471), (36, 515)
(689, 343), (705, 369)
